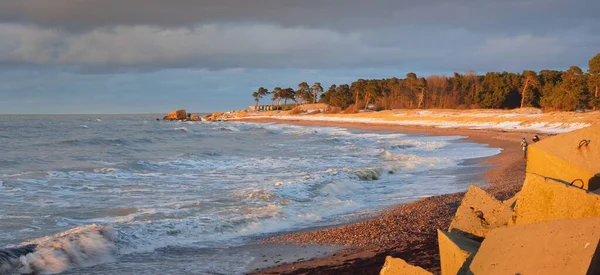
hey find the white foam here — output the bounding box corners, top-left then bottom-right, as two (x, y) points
(247, 115), (591, 134)
(319, 179), (361, 196)
(241, 204), (282, 220)
(93, 167), (116, 173)
(17, 225), (116, 274)
(1, 117), (508, 274)
(388, 139), (449, 151)
(382, 151), (456, 172)
(173, 127), (192, 133)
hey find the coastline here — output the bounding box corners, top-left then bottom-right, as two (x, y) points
(238, 118), (539, 274)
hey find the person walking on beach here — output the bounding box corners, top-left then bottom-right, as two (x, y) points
(521, 138), (529, 158)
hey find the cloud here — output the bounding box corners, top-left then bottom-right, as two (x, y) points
(1, 1), (598, 114)
(1, 0), (598, 33)
(57, 24), (365, 68)
(0, 21), (597, 73)
(0, 24), (63, 65)
(0, 0), (598, 72)
(0, 23), (371, 68)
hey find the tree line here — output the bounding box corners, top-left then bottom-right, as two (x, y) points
(253, 53), (600, 111)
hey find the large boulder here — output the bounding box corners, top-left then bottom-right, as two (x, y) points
(511, 173), (600, 226)
(190, 114), (200, 121)
(163, 109), (187, 121)
(437, 229), (481, 275)
(469, 217), (600, 275)
(527, 124), (600, 191)
(380, 256), (432, 275)
(448, 185), (513, 239)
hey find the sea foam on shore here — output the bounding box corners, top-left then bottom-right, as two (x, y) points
(1, 115), (500, 274)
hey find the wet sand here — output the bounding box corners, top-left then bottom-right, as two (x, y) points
(238, 118), (548, 275)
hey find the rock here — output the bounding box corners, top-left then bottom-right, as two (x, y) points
(190, 114), (200, 121)
(203, 112), (225, 121)
(448, 185), (513, 239)
(163, 109), (187, 121)
(437, 229), (481, 275)
(527, 124), (600, 191)
(380, 256), (432, 275)
(511, 173), (600, 226)
(469, 217), (600, 275)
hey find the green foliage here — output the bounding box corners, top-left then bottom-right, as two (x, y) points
(296, 82), (311, 104)
(252, 87), (269, 109)
(589, 53), (600, 75)
(311, 82), (324, 104)
(251, 53), (600, 112)
(589, 53), (600, 109)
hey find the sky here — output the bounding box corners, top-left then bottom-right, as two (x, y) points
(1, 0), (599, 114)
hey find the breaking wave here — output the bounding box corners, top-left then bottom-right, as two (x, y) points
(354, 168), (384, 181)
(382, 150), (455, 171)
(0, 245), (36, 274)
(1, 117), (503, 274)
(2, 225), (116, 275)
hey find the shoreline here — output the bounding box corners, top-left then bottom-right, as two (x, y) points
(238, 118), (539, 274)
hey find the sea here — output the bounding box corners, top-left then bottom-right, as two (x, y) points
(0, 114), (500, 274)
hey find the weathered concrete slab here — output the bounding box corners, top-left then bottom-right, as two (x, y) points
(448, 185), (513, 238)
(380, 256), (432, 275)
(527, 124), (600, 190)
(469, 217), (600, 275)
(512, 173), (600, 226)
(437, 229), (481, 275)
(501, 191), (519, 209)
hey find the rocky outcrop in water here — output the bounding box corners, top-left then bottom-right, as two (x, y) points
(203, 112), (227, 121)
(163, 109), (187, 121)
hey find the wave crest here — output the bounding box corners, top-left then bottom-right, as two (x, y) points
(17, 224), (117, 274)
(354, 168), (384, 181)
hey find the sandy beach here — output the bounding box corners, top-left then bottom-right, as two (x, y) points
(240, 118), (542, 274)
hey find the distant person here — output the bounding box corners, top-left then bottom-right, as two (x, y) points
(532, 135), (540, 143)
(521, 138), (529, 158)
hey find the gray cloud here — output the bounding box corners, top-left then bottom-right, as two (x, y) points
(1, 0), (598, 32)
(0, 0), (598, 72)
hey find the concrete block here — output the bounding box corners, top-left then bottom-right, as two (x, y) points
(448, 185), (513, 238)
(501, 191), (519, 209)
(437, 229), (481, 275)
(512, 173), (600, 226)
(469, 217), (600, 275)
(379, 256), (431, 275)
(527, 124), (600, 191)
(380, 256), (432, 275)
